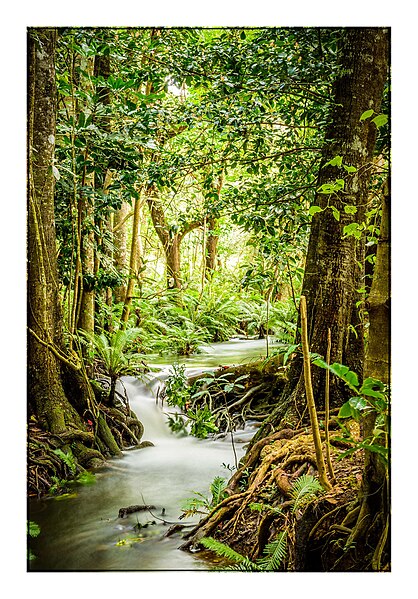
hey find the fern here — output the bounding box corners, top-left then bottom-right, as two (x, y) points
(210, 476), (228, 506)
(201, 533), (287, 571)
(290, 474), (323, 512)
(200, 537), (249, 565)
(53, 448), (77, 475)
(256, 532), (287, 571)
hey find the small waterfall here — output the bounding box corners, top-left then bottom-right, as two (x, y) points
(120, 373), (173, 441)
(29, 340), (266, 571)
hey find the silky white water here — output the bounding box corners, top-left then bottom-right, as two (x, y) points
(29, 339), (266, 571)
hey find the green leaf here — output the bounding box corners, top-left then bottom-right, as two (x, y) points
(325, 156), (343, 168)
(200, 537), (248, 564)
(372, 114), (388, 128)
(338, 401), (353, 418)
(343, 165), (357, 173)
(309, 205), (323, 216)
(331, 206), (340, 221)
(345, 370), (359, 389)
(360, 109), (374, 121)
(312, 356), (328, 370)
(344, 205), (357, 215)
(343, 223), (361, 239)
(348, 396), (368, 411)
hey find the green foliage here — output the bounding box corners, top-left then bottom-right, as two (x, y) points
(164, 364), (219, 439)
(250, 474), (323, 517)
(313, 359), (389, 463)
(165, 363), (189, 409)
(200, 531), (287, 571)
(27, 521), (41, 562)
(289, 474), (324, 512)
(28, 521), (40, 538)
(79, 327), (145, 379)
(53, 448), (77, 475)
(256, 533), (288, 571)
(181, 476), (228, 518)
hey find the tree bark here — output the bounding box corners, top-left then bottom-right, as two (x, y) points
(286, 27), (389, 414)
(121, 192), (143, 323)
(27, 28), (83, 434)
(113, 201), (130, 302)
(346, 178), (390, 568)
(146, 185), (202, 289)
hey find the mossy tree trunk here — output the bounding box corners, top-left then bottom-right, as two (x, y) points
(28, 27), (73, 434)
(346, 178), (390, 569)
(272, 28), (389, 426)
(27, 28), (123, 475)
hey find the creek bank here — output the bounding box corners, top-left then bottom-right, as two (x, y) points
(179, 424), (368, 571)
(185, 355), (288, 433)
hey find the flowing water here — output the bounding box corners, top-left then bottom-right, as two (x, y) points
(28, 339), (269, 571)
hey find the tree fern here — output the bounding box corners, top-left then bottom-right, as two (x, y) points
(290, 474), (323, 513)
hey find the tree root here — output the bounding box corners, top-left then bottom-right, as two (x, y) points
(178, 426), (369, 570)
(27, 376), (146, 497)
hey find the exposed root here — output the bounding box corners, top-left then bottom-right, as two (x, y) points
(179, 425), (369, 570)
(28, 377), (146, 498)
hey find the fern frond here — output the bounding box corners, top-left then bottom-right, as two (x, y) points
(200, 537), (248, 564)
(210, 476), (227, 507)
(256, 532), (287, 571)
(224, 558), (262, 572)
(290, 474), (323, 512)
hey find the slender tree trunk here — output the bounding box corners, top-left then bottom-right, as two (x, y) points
(205, 171), (224, 279)
(113, 201), (130, 302)
(121, 191), (143, 323)
(77, 171), (95, 333)
(77, 53), (96, 334)
(205, 217), (219, 277)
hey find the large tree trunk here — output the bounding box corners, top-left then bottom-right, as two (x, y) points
(27, 28), (72, 433)
(254, 27), (389, 439)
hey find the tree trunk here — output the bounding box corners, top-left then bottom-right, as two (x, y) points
(77, 176), (95, 333)
(113, 201), (130, 302)
(28, 28), (70, 433)
(253, 27), (389, 441)
(121, 192), (143, 323)
(346, 178), (390, 569)
(205, 217), (219, 277)
(146, 185), (202, 290)
(205, 171), (224, 279)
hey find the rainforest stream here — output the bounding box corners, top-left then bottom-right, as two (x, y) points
(29, 339), (270, 571)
